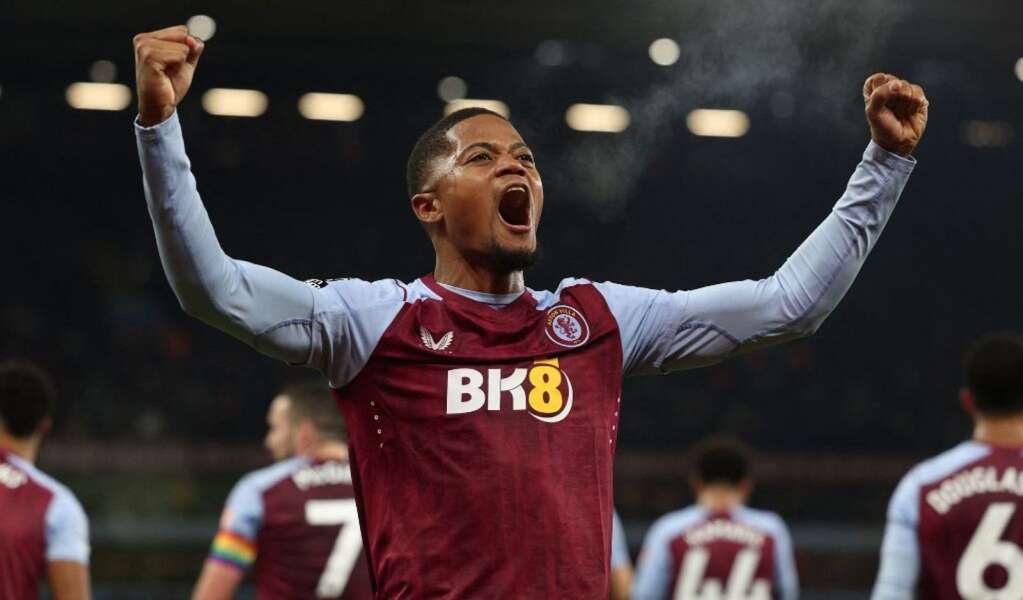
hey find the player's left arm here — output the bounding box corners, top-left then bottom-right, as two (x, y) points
(870, 473), (921, 600)
(598, 74), (927, 375)
(193, 476), (263, 600)
(630, 521), (674, 600)
(193, 560), (246, 600)
(45, 490), (91, 600)
(610, 510), (634, 600)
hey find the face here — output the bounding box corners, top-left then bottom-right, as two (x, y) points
(264, 396), (295, 461)
(419, 115), (544, 272)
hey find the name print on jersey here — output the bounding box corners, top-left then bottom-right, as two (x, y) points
(926, 464), (1023, 514)
(446, 357), (574, 423)
(0, 463), (27, 489)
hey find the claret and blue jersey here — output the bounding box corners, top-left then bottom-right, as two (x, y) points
(632, 505), (798, 600)
(873, 441), (1023, 600)
(136, 110), (915, 598)
(0, 450), (89, 599)
(212, 457), (372, 599)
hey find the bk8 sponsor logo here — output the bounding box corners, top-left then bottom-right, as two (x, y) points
(446, 358), (573, 423)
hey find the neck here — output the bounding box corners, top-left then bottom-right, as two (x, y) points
(974, 414), (1023, 447)
(0, 432), (39, 464)
(301, 441), (348, 462)
(696, 486), (744, 513)
(432, 246), (524, 294)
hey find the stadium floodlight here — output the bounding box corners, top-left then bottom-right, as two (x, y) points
(89, 60), (117, 83)
(686, 109), (750, 138)
(565, 103), (630, 133)
(1016, 58), (1023, 82)
(444, 99), (509, 118)
(298, 93), (364, 122)
(202, 88), (268, 117)
(648, 38), (681, 66)
(437, 76), (468, 102)
(962, 120), (1013, 148)
(65, 82), (132, 111)
(187, 15), (217, 42)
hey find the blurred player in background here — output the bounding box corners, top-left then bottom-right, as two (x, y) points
(632, 437), (798, 600)
(132, 23), (926, 598)
(0, 361), (90, 600)
(872, 333), (1023, 599)
(193, 381), (372, 599)
(611, 508), (635, 600)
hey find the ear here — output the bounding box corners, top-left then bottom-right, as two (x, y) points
(737, 478), (754, 502)
(37, 417), (52, 439)
(295, 421), (318, 455)
(411, 192), (442, 226)
(689, 475), (702, 496)
(960, 387), (976, 416)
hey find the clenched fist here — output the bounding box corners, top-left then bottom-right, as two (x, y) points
(863, 73), (929, 157)
(134, 25), (204, 126)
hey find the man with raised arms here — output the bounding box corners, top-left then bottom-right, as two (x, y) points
(132, 25), (927, 598)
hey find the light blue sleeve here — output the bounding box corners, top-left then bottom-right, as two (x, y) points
(221, 473), (266, 541)
(44, 488), (90, 564)
(595, 141), (915, 376)
(631, 520), (675, 600)
(135, 113), (404, 387)
(611, 510), (631, 569)
(871, 473), (920, 600)
(769, 516), (799, 600)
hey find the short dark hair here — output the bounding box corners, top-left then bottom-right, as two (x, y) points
(280, 380), (347, 442)
(690, 436), (754, 486)
(405, 107), (507, 198)
(0, 361), (57, 438)
(965, 332), (1023, 416)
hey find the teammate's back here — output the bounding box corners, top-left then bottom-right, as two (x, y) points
(633, 437), (798, 600)
(193, 382), (371, 600)
(0, 361), (90, 600)
(873, 332), (1023, 599)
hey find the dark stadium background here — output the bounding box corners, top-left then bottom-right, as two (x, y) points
(3, 0), (1021, 597)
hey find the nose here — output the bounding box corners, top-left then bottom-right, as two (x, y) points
(495, 153), (528, 178)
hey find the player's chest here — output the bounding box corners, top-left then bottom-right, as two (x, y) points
(352, 301), (621, 425)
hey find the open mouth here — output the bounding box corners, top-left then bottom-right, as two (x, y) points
(498, 184), (531, 231)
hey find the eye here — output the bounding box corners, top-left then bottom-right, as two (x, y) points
(468, 152), (492, 162)
(518, 153), (535, 163)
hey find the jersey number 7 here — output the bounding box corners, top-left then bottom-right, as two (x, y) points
(306, 499), (363, 598)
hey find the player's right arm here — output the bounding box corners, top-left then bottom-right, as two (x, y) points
(870, 472), (921, 600)
(133, 27), (403, 383)
(134, 26), (317, 367)
(47, 562), (91, 600)
(45, 489), (92, 600)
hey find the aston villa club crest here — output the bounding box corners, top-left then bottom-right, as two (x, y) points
(544, 305), (590, 348)
(420, 327), (454, 352)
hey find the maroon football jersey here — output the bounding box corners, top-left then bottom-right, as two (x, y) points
(335, 275), (623, 598)
(214, 457), (372, 599)
(914, 443), (1023, 598)
(669, 515), (777, 598)
(0, 450), (89, 599)
(633, 505), (798, 599)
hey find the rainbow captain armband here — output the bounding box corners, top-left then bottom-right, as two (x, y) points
(209, 530), (257, 570)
